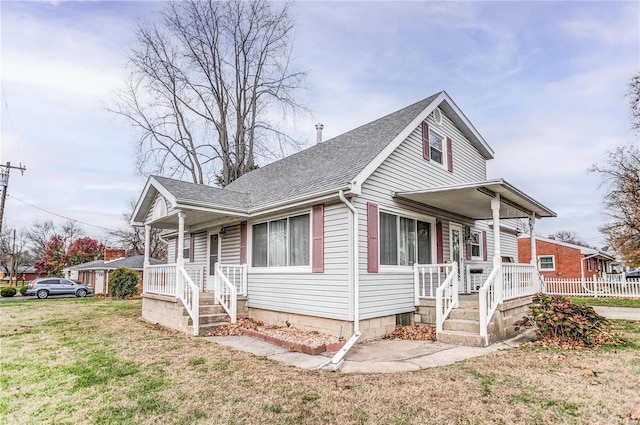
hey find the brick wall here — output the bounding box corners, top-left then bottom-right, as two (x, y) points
(104, 248), (126, 262)
(518, 238), (584, 279)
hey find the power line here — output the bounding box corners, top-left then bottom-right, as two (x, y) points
(7, 194), (118, 232)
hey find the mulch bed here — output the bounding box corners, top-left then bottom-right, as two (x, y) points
(208, 318), (346, 355)
(384, 325), (437, 341)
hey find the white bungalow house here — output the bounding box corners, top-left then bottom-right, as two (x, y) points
(131, 91), (555, 365)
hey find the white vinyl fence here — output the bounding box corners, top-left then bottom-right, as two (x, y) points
(543, 276), (640, 298)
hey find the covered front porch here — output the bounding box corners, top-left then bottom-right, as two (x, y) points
(396, 179), (556, 346)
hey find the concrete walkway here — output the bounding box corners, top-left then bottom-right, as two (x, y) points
(205, 330), (536, 374)
(205, 306), (638, 374)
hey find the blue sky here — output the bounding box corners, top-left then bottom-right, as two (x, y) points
(1, 0), (638, 248)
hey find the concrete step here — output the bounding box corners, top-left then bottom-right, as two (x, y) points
(457, 299), (480, 309)
(448, 308), (480, 321)
(197, 322), (228, 335)
(188, 313), (228, 326)
(443, 318), (480, 333)
(437, 330), (487, 347)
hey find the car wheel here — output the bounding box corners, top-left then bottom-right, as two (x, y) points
(76, 289), (87, 298)
(36, 289), (49, 299)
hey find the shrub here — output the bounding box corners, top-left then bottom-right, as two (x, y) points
(514, 293), (615, 346)
(1, 287), (17, 297)
(19, 286), (28, 296)
(109, 268), (139, 299)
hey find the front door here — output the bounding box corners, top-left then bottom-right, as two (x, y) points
(206, 233), (219, 292)
(449, 223), (464, 292)
(95, 271), (104, 294)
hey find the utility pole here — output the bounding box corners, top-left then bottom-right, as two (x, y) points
(0, 161), (27, 234)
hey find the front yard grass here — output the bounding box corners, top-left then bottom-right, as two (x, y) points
(1, 298), (639, 425)
(570, 296), (640, 308)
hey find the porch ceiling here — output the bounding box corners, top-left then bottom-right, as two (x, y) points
(150, 209), (244, 230)
(394, 179), (556, 220)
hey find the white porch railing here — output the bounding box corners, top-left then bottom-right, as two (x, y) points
(543, 276), (640, 298)
(184, 264), (206, 292)
(178, 266), (200, 336)
(502, 263), (542, 300)
(413, 263), (458, 332)
(216, 264), (247, 296)
(143, 264), (177, 296)
(214, 263), (237, 324)
(414, 263), (456, 301)
(478, 266), (500, 342)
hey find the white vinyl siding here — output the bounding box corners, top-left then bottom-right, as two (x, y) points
(220, 225), (241, 264)
(246, 203), (351, 320)
(356, 111), (493, 319)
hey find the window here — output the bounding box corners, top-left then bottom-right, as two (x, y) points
(380, 212), (432, 266)
(539, 256), (555, 271)
(469, 231), (482, 258)
(587, 258), (592, 272)
(429, 130), (444, 164)
(252, 214), (310, 267)
(183, 236), (190, 260)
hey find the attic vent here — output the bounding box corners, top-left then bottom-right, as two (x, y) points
(433, 107), (443, 125)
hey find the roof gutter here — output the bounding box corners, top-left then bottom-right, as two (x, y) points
(318, 190), (361, 371)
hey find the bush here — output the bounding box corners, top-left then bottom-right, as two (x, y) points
(1, 287), (17, 297)
(514, 293), (614, 346)
(109, 268), (139, 299)
(19, 286), (28, 296)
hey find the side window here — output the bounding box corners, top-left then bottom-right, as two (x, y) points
(43, 279), (59, 285)
(470, 231), (482, 259)
(429, 130), (444, 165)
(539, 256), (555, 271)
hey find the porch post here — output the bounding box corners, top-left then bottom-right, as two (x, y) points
(144, 225), (151, 267)
(491, 195), (503, 301)
(529, 214), (536, 267)
(177, 211), (185, 268)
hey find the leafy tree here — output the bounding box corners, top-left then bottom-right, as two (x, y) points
(109, 267), (140, 299)
(35, 235), (66, 277)
(111, 0), (306, 186)
(26, 220), (83, 265)
(590, 144), (640, 267)
(65, 237), (105, 267)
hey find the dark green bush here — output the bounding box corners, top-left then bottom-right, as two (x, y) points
(1, 287), (17, 297)
(19, 286), (28, 296)
(515, 293), (612, 346)
(109, 268), (139, 299)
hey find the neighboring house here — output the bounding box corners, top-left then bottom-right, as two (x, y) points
(131, 91), (556, 351)
(64, 248), (165, 295)
(518, 236), (615, 280)
(0, 265), (41, 282)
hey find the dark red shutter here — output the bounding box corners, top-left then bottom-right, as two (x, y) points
(174, 237), (178, 262)
(464, 226), (472, 261)
(189, 233), (195, 262)
(312, 204), (324, 273)
(422, 121), (430, 161)
(446, 137), (453, 172)
(239, 221), (247, 264)
(482, 231), (488, 261)
(436, 221), (444, 264)
(367, 202), (379, 273)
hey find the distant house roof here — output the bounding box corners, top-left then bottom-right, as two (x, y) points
(131, 90), (495, 224)
(519, 236), (615, 260)
(68, 255), (165, 272)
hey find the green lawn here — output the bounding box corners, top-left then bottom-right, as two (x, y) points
(570, 297), (640, 308)
(1, 298), (639, 425)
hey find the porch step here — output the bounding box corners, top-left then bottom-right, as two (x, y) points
(457, 299), (480, 309)
(187, 313), (229, 326)
(448, 308), (480, 321)
(437, 330), (487, 347)
(442, 318), (480, 334)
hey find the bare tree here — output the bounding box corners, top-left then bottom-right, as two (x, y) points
(590, 144), (640, 267)
(547, 230), (589, 247)
(627, 72), (640, 131)
(109, 201), (168, 261)
(111, 0), (306, 186)
(0, 227), (32, 284)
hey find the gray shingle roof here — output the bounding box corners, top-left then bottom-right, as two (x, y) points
(146, 92), (441, 211)
(153, 176), (252, 210)
(71, 255), (165, 271)
(225, 93), (440, 208)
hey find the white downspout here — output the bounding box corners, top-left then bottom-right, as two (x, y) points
(319, 190), (360, 370)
